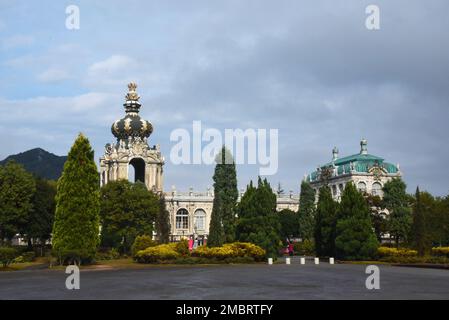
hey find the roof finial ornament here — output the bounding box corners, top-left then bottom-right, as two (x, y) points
(360, 138), (368, 155)
(332, 146), (339, 161)
(126, 82), (140, 101)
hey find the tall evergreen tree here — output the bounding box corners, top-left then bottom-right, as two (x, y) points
(236, 177), (281, 258)
(156, 195), (171, 244)
(208, 146), (238, 245)
(335, 182), (378, 260)
(314, 186), (337, 257)
(0, 161), (35, 244)
(52, 134), (100, 264)
(382, 178), (412, 247)
(412, 187), (432, 256)
(298, 180), (316, 241)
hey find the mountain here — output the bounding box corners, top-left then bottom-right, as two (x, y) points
(0, 148), (67, 181)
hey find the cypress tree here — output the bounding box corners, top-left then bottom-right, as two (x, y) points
(208, 146), (238, 245)
(208, 190), (225, 247)
(412, 187), (431, 256)
(298, 180), (316, 241)
(314, 186), (337, 257)
(335, 182), (378, 260)
(156, 195), (171, 244)
(52, 133), (100, 264)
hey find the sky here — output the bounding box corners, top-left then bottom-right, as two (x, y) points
(0, 0), (448, 196)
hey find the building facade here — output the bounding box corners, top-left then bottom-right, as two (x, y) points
(306, 139), (402, 201)
(101, 83), (299, 241)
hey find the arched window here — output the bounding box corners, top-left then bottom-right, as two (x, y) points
(372, 182), (383, 197)
(194, 209), (206, 231)
(357, 181), (367, 193)
(176, 209), (189, 229)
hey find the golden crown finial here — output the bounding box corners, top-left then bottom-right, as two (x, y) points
(126, 82), (140, 101)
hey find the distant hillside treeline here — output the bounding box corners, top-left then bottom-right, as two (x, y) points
(0, 148), (67, 180)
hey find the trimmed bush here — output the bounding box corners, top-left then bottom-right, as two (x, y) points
(96, 248), (120, 261)
(131, 235), (157, 257)
(175, 239), (190, 256)
(293, 239), (315, 256)
(135, 244), (180, 263)
(192, 242), (265, 261)
(13, 251), (36, 263)
(378, 247), (418, 258)
(0, 247), (18, 267)
(432, 247), (449, 258)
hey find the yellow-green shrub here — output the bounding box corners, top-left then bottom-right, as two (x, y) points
(432, 247), (449, 258)
(192, 242), (265, 261)
(131, 235), (157, 257)
(377, 247), (418, 263)
(135, 244), (180, 263)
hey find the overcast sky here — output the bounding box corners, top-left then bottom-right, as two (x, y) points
(0, 0), (448, 195)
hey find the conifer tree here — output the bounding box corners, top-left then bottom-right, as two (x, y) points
(314, 186), (337, 257)
(382, 178), (412, 247)
(52, 134), (100, 264)
(335, 182), (378, 260)
(412, 187), (431, 256)
(156, 195), (171, 244)
(208, 146), (238, 245)
(236, 177), (281, 257)
(298, 180), (316, 241)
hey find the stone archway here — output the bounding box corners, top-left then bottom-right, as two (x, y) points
(129, 158), (145, 184)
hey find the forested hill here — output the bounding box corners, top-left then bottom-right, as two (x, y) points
(0, 148), (67, 181)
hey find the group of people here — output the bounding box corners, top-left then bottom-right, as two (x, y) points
(188, 236), (206, 251)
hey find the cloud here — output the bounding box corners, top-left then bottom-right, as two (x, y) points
(1, 34), (34, 50)
(0, 1), (449, 195)
(36, 68), (71, 83)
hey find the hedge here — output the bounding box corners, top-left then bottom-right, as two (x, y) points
(431, 247), (449, 258)
(135, 242), (266, 264)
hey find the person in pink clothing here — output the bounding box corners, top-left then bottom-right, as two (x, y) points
(188, 236), (194, 251)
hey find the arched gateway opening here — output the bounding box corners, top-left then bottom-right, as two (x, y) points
(129, 158), (145, 184)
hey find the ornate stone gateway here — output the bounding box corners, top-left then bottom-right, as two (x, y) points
(99, 83), (164, 192)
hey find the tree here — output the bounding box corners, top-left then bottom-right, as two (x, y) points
(314, 186), (337, 257)
(52, 133), (100, 264)
(26, 177), (56, 254)
(208, 146), (238, 245)
(298, 180), (316, 241)
(100, 180), (159, 254)
(335, 182), (378, 260)
(430, 195), (449, 246)
(279, 209), (299, 241)
(236, 178), (281, 258)
(0, 161), (35, 244)
(411, 187), (432, 256)
(156, 195), (171, 244)
(365, 194), (386, 242)
(382, 178), (412, 247)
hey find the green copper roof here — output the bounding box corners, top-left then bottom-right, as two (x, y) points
(307, 140), (400, 183)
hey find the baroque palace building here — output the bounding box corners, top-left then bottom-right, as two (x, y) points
(100, 83), (299, 242)
(306, 139), (402, 202)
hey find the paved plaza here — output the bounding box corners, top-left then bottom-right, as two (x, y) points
(0, 262), (448, 299)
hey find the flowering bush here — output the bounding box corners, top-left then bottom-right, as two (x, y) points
(192, 242), (265, 261)
(131, 235), (157, 257)
(134, 244), (180, 263)
(377, 247), (418, 258)
(432, 247), (449, 257)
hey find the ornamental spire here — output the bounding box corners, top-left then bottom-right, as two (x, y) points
(125, 82), (140, 102)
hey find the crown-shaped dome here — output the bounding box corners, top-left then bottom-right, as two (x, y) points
(111, 82), (153, 140)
